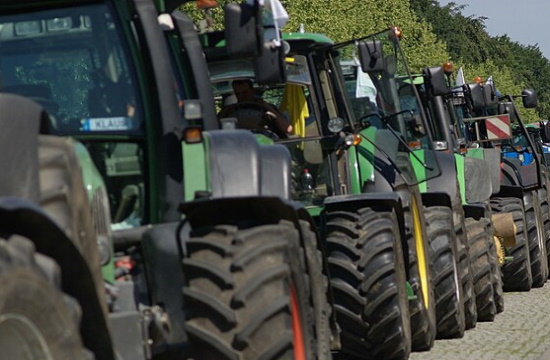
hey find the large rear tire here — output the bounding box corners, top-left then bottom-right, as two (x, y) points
(524, 190), (548, 287)
(484, 218), (504, 313)
(325, 208), (411, 360)
(456, 206), (477, 329)
(38, 136), (105, 302)
(425, 206), (465, 339)
(0, 235), (92, 360)
(539, 187), (550, 271)
(490, 197), (532, 291)
(182, 223), (316, 360)
(465, 217), (496, 322)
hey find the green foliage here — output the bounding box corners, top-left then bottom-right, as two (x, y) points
(411, 0), (550, 122)
(178, 0), (548, 122)
(279, 0), (448, 71)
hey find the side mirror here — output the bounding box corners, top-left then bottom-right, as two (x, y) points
(358, 40), (385, 73)
(483, 84), (497, 107)
(522, 89), (538, 108)
(465, 83), (485, 111)
(253, 43), (286, 85)
(225, 3), (262, 58)
(422, 66), (448, 97)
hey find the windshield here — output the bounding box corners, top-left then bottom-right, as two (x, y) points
(0, 3), (142, 134)
(332, 29), (440, 184)
(209, 55), (312, 96)
(0, 3), (150, 229)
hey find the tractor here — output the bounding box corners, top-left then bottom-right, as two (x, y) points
(204, 26), (470, 358)
(443, 72), (548, 293)
(0, 0), (332, 359)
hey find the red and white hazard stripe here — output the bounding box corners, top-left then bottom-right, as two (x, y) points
(485, 115), (511, 139)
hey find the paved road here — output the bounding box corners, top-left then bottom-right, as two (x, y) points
(409, 283), (550, 360)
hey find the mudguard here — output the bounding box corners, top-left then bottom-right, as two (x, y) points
(421, 151), (457, 206)
(206, 130), (291, 199)
(0, 198), (115, 360)
(465, 148), (501, 196)
(494, 184), (524, 200)
(501, 158), (522, 186)
(502, 157), (539, 189)
(464, 156), (492, 203)
(483, 148), (502, 195)
(259, 144), (292, 198)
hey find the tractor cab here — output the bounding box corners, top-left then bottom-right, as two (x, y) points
(330, 28), (442, 187)
(208, 35), (344, 208)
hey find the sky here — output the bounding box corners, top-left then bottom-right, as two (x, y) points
(437, 0), (550, 59)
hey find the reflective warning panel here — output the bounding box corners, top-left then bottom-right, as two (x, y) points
(463, 114), (511, 142)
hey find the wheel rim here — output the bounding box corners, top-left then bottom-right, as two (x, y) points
(412, 196), (429, 308)
(290, 284), (307, 360)
(0, 314), (53, 360)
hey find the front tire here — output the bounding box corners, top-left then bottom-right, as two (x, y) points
(325, 208), (411, 360)
(182, 223), (315, 360)
(425, 206), (465, 339)
(524, 190), (548, 287)
(465, 218), (496, 322)
(490, 197), (532, 291)
(0, 235), (92, 360)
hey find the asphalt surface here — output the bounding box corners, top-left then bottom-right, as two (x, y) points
(409, 282), (550, 360)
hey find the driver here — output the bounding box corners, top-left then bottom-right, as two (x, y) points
(218, 79), (292, 138)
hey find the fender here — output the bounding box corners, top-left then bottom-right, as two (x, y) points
(322, 192), (409, 272)
(0, 198), (115, 360)
(463, 156), (492, 204)
(501, 157), (522, 187)
(501, 157), (539, 190)
(205, 130), (292, 199)
(493, 184), (524, 200)
(422, 151), (457, 205)
(259, 144), (292, 198)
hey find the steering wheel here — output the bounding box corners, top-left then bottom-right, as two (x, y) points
(220, 101), (280, 134)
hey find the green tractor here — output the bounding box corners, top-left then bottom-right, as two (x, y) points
(414, 65), (507, 324)
(205, 26), (466, 358)
(445, 73), (548, 292)
(0, 0), (332, 359)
